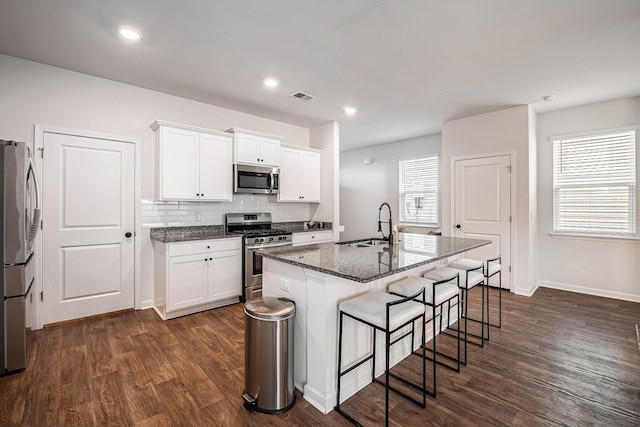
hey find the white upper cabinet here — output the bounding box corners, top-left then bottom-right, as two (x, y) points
(278, 145), (321, 203)
(228, 127), (282, 166)
(152, 121), (233, 202)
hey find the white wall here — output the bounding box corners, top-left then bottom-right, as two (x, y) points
(0, 54), (337, 310)
(0, 54), (310, 203)
(528, 108), (539, 286)
(339, 134), (442, 241)
(536, 97), (640, 301)
(442, 105), (534, 294)
(310, 121), (341, 241)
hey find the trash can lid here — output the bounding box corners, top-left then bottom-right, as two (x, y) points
(245, 297), (295, 320)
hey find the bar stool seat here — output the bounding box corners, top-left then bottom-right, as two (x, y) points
(424, 266), (484, 289)
(335, 290), (427, 427)
(340, 291), (426, 330)
(448, 258), (483, 272)
(389, 276), (458, 307)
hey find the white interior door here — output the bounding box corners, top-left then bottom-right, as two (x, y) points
(42, 132), (135, 324)
(454, 155), (511, 289)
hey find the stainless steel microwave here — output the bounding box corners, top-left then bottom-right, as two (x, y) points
(234, 164), (279, 194)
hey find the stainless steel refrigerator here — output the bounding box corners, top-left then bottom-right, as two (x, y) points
(1, 140), (41, 375)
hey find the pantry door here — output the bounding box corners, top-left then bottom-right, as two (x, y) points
(453, 154), (512, 289)
(41, 131), (136, 324)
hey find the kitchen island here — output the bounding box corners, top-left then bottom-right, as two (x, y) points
(260, 233), (490, 414)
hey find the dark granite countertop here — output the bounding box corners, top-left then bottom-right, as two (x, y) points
(150, 225), (235, 243)
(149, 221), (333, 243)
(272, 221), (332, 233)
(258, 233), (490, 283)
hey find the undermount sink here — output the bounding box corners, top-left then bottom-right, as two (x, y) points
(342, 238), (389, 248)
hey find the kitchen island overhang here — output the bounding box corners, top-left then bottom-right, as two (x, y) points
(259, 233), (490, 414)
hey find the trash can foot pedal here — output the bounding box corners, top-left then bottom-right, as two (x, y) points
(242, 392), (257, 411)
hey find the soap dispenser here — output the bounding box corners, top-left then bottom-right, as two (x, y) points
(392, 225), (399, 245)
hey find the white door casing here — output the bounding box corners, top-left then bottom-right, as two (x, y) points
(453, 154), (512, 289)
(41, 131), (136, 324)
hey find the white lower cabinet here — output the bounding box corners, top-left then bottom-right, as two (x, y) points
(153, 237), (241, 319)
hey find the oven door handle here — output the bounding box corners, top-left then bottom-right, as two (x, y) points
(246, 242), (292, 250)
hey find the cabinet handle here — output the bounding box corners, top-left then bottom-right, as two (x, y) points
(207, 246), (210, 249)
(125, 232), (132, 238)
(209, 257), (213, 261)
(196, 193), (200, 197)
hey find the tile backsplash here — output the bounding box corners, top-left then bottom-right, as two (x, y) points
(141, 194), (315, 226)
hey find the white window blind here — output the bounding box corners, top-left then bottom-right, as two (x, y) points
(553, 130), (636, 236)
(399, 156), (438, 225)
(399, 233), (437, 264)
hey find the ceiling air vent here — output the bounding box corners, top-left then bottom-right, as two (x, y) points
(290, 91), (315, 101)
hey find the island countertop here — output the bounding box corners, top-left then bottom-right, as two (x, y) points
(258, 233), (490, 283)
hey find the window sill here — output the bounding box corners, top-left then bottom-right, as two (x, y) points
(548, 232), (639, 243)
(398, 222), (439, 228)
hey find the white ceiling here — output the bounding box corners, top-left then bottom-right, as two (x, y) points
(1, 0), (639, 151)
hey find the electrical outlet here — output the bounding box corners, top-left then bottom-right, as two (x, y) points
(280, 279), (290, 293)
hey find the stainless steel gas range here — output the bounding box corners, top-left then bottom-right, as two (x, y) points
(225, 213), (292, 301)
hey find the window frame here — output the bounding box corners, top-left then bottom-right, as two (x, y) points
(398, 154), (440, 227)
(551, 127), (637, 239)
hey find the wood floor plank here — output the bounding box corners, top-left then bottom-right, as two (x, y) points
(1, 287), (639, 426)
(113, 350), (163, 423)
(90, 371), (134, 426)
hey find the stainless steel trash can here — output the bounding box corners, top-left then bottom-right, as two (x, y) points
(242, 297), (295, 413)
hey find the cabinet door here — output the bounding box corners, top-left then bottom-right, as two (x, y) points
(278, 147), (300, 202)
(199, 133), (232, 201)
(208, 250), (241, 302)
(167, 254), (208, 311)
(235, 133), (260, 164)
(299, 151), (321, 202)
(160, 127), (200, 200)
(259, 137), (281, 166)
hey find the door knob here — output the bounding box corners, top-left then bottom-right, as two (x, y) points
(455, 224), (461, 229)
(125, 232), (132, 238)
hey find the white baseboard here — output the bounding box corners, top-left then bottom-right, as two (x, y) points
(514, 282), (539, 297)
(303, 383), (335, 415)
(139, 299), (154, 310)
(538, 280), (640, 303)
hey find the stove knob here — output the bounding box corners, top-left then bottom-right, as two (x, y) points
(254, 238), (260, 244)
(278, 236), (283, 241)
(268, 237), (274, 242)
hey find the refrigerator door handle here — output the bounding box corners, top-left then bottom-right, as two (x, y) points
(26, 157), (41, 247)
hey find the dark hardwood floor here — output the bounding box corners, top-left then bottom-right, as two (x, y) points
(1, 287), (639, 426)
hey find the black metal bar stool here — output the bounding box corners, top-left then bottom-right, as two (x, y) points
(388, 273), (461, 398)
(450, 256), (503, 339)
(335, 289), (427, 427)
(423, 264), (485, 365)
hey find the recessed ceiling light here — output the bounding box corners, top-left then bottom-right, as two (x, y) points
(264, 78), (279, 88)
(542, 95), (556, 102)
(343, 106), (357, 115)
(119, 26), (141, 41)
